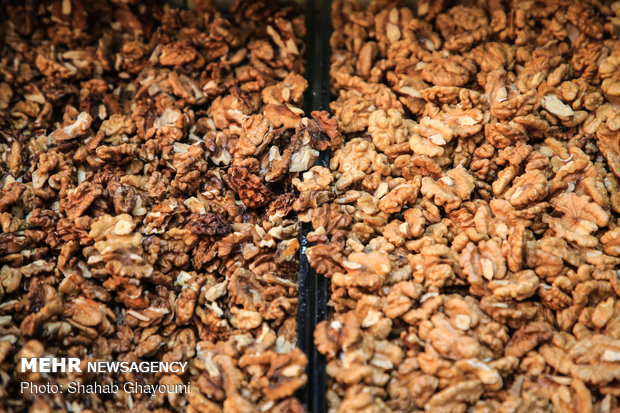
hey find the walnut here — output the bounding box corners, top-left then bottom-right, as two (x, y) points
(0, 82), (12, 112)
(597, 124), (620, 179)
(264, 103), (304, 129)
(311, 110), (341, 148)
(601, 227), (620, 257)
(225, 166), (274, 209)
(503, 170), (549, 208)
(422, 54), (477, 86)
(332, 251), (391, 291)
(368, 109), (415, 153)
(470, 42), (515, 73)
(64, 296), (114, 334)
(118, 40), (149, 73)
(306, 243), (346, 276)
(541, 94), (575, 119)
(0, 265), (22, 294)
(544, 193), (610, 248)
(390, 364), (439, 408)
(35, 53), (75, 79)
(485, 122), (528, 149)
(292, 166), (333, 192)
(61, 181), (103, 223)
(187, 213), (232, 237)
(159, 42), (198, 67)
(436, 5), (490, 51)
(235, 114), (275, 160)
(409, 244), (459, 289)
(20, 283), (63, 336)
(331, 92), (375, 133)
(176, 278), (202, 325)
(456, 359), (504, 390)
(421, 176), (461, 212)
(0, 182), (25, 213)
(331, 138), (375, 175)
(384, 281), (423, 319)
(489, 270), (540, 301)
(440, 107), (484, 138)
(356, 41), (379, 78)
(445, 166), (476, 200)
(210, 94), (252, 133)
(330, 76), (403, 133)
(506, 223), (526, 272)
(290, 145), (319, 173)
(7, 0), (620, 410)
(49, 112), (92, 141)
(378, 180), (419, 213)
(229, 307), (262, 330)
(314, 312), (362, 358)
(6, 141), (23, 177)
(262, 73), (307, 106)
(427, 379), (484, 411)
(310, 203), (353, 242)
(239, 348), (308, 400)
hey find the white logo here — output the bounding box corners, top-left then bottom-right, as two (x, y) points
(21, 358), (82, 373)
(20, 358), (187, 374)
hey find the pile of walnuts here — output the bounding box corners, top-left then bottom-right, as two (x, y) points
(297, 0), (620, 411)
(3, 0), (620, 411)
(0, 0), (338, 411)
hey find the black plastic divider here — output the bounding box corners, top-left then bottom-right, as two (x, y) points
(297, 0), (331, 412)
(295, 0), (315, 409)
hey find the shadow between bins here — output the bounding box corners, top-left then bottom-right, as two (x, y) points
(297, 0), (331, 412)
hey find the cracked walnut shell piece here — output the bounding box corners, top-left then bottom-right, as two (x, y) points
(300, 0), (620, 412)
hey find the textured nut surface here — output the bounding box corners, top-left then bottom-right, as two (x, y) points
(0, 1), (334, 411)
(304, 0), (620, 411)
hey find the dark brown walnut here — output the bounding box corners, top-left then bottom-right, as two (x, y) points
(311, 110), (341, 149)
(187, 213), (232, 237)
(109, 182), (137, 214)
(224, 166), (274, 208)
(265, 192), (296, 222)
